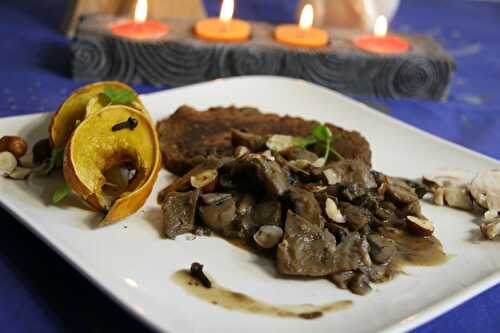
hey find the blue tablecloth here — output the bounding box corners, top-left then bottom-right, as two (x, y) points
(0, 0), (499, 332)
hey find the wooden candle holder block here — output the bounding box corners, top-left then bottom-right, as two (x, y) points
(72, 14), (455, 100)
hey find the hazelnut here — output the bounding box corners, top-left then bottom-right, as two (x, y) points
(0, 136), (28, 159)
(407, 216), (434, 236)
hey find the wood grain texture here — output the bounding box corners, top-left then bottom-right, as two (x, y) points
(63, 0), (206, 36)
(72, 15), (455, 100)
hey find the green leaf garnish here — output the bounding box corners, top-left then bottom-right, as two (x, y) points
(52, 183), (70, 204)
(292, 124), (344, 163)
(292, 136), (317, 149)
(312, 124), (333, 142)
(48, 147), (64, 171)
(102, 86), (135, 105)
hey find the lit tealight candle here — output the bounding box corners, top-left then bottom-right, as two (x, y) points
(354, 16), (410, 54)
(194, 0), (251, 42)
(274, 4), (329, 48)
(111, 0), (169, 40)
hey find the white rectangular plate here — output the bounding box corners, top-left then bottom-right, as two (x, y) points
(1, 76), (499, 333)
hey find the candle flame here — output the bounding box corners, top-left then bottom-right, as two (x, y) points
(299, 4), (314, 31)
(374, 15), (388, 37)
(135, 0), (148, 23)
(219, 0), (234, 23)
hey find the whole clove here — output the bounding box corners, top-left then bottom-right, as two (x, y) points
(112, 117), (138, 132)
(190, 262), (211, 288)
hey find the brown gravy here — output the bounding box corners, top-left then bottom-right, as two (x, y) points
(172, 270), (352, 320)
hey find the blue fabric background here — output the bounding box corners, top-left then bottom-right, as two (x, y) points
(0, 0), (499, 332)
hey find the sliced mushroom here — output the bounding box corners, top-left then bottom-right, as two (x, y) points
(423, 168), (476, 189)
(162, 190), (200, 239)
(469, 170), (500, 211)
(367, 234), (396, 265)
(199, 195), (237, 237)
(276, 210), (337, 277)
(443, 187), (473, 210)
(231, 129), (266, 152)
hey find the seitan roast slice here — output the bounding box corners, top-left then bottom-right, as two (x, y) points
(157, 105), (372, 175)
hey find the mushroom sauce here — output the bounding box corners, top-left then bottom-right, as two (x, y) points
(159, 129), (448, 297)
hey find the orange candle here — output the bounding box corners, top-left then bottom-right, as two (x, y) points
(274, 4), (329, 48)
(354, 16), (410, 54)
(110, 0), (169, 40)
(194, 0), (251, 42)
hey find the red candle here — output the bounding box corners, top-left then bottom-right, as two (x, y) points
(354, 16), (410, 55)
(110, 0), (169, 40)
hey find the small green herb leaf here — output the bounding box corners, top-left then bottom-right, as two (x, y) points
(52, 183), (70, 204)
(292, 136), (317, 149)
(102, 86), (135, 105)
(312, 124), (332, 142)
(330, 147), (344, 161)
(48, 147), (64, 171)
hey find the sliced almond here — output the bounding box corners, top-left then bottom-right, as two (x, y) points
(323, 168), (341, 185)
(325, 198), (345, 223)
(289, 159), (311, 170)
(312, 157), (326, 168)
(480, 219), (500, 240)
(190, 169), (218, 192)
(433, 187), (445, 206)
(265, 135), (293, 152)
(0, 151), (18, 176)
(407, 215), (434, 236)
(8, 167), (32, 180)
(484, 210), (499, 222)
(234, 145), (250, 158)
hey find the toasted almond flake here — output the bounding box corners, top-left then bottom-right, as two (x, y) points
(190, 169), (218, 189)
(484, 210), (499, 222)
(323, 168), (341, 185)
(407, 216), (434, 236)
(480, 219), (500, 240)
(434, 187), (445, 206)
(289, 159), (311, 170)
(8, 167), (31, 180)
(325, 198), (345, 223)
(265, 135), (293, 152)
(312, 157), (326, 168)
(234, 145), (250, 158)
